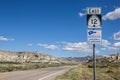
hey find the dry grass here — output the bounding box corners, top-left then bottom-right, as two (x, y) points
(56, 64), (120, 80)
(0, 62), (71, 72)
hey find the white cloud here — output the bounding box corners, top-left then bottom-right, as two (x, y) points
(0, 36), (9, 41)
(114, 31), (120, 40)
(0, 36), (14, 41)
(27, 43), (33, 46)
(102, 39), (111, 47)
(114, 42), (120, 47)
(107, 46), (118, 50)
(62, 42), (93, 53)
(101, 46), (117, 51)
(101, 48), (106, 50)
(103, 8), (120, 20)
(101, 39), (117, 51)
(37, 43), (57, 50)
(79, 12), (86, 17)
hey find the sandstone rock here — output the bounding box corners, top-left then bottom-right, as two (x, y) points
(0, 50), (59, 64)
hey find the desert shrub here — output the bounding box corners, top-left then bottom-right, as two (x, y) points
(0, 63), (72, 72)
(56, 68), (82, 80)
(87, 63), (111, 68)
(107, 66), (114, 73)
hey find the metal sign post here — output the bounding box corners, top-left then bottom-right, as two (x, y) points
(87, 7), (102, 80)
(93, 44), (96, 80)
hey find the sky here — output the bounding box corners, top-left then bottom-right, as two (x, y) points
(0, 0), (120, 57)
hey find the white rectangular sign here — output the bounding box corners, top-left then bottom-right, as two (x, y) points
(87, 30), (102, 44)
(87, 8), (101, 14)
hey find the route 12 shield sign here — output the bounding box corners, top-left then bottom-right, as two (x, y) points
(87, 8), (101, 28)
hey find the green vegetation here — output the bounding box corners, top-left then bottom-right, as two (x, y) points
(0, 62), (72, 72)
(56, 63), (120, 80)
(56, 65), (94, 80)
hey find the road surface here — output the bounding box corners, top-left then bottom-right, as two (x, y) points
(0, 66), (75, 80)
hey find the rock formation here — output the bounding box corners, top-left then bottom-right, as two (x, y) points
(0, 50), (59, 64)
(103, 53), (120, 62)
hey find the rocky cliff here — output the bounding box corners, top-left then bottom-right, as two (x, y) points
(87, 53), (120, 63)
(0, 50), (59, 63)
(102, 53), (120, 63)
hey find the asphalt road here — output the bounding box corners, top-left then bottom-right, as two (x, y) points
(0, 66), (75, 80)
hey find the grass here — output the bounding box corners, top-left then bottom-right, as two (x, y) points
(56, 65), (93, 80)
(0, 62), (74, 72)
(55, 63), (120, 80)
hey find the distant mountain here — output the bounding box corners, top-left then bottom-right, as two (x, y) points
(0, 50), (59, 64)
(59, 56), (96, 64)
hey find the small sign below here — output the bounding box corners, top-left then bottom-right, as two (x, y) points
(87, 30), (102, 44)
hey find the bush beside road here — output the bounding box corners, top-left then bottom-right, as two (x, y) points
(0, 62), (75, 72)
(55, 63), (120, 80)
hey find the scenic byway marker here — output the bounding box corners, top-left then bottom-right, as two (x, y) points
(87, 7), (102, 80)
(87, 30), (102, 44)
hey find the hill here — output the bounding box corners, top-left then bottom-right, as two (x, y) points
(0, 50), (59, 64)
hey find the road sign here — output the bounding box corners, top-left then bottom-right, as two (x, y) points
(87, 8), (101, 28)
(87, 8), (101, 14)
(87, 30), (102, 44)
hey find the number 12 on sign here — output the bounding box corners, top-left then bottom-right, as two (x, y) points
(88, 15), (101, 28)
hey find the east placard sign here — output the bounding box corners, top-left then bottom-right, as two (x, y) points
(87, 8), (101, 14)
(87, 8), (101, 28)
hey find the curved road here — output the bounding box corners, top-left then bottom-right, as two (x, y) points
(0, 66), (75, 80)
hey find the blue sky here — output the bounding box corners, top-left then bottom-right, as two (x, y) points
(0, 0), (120, 57)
